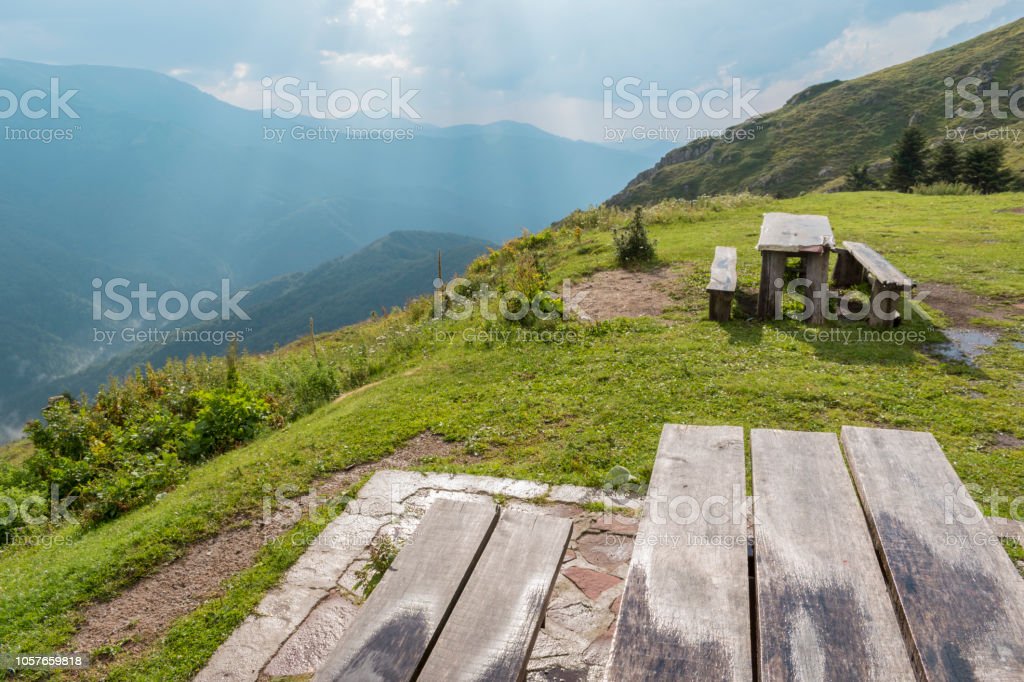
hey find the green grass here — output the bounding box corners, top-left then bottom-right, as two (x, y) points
(0, 439), (34, 467)
(1, 191), (1022, 679)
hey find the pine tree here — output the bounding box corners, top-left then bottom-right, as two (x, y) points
(961, 143), (1015, 194)
(928, 140), (962, 184)
(888, 127), (929, 192)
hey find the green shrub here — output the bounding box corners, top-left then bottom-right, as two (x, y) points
(613, 207), (657, 266)
(183, 386), (270, 462)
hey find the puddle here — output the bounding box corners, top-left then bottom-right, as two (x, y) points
(929, 328), (998, 365)
(1014, 342), (1024, 351)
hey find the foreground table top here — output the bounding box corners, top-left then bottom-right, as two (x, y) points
(607, 424), (1024, 681)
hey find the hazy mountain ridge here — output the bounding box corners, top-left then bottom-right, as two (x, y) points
(0, 59), (656, 426)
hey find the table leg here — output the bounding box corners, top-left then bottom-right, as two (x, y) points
(758, 251), (786, 320)
(804, 252), (830, 325)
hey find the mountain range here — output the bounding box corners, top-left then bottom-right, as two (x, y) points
(0, 59), (657, 434)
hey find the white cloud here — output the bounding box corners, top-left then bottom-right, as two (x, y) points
(319, 49), (422, 73)
(756, 0), (1008, 110)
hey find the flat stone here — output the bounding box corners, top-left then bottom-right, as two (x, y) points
(545, 600), (614, 641)
(576, 533), (633, 571)
(528, 665), (589, 681)
(254, 586), (327, 624)
(562, 567), (622, 601)
(263, 593), (359, 677)
(562, 549), (577, 563)
(530, 628), (573, 660)
(194, 615), (292, 682)
(589, 515), (639, 535)
(582, 623), (616, 665)
(546, 485), (593, 505)
(610, 595), (622, 615)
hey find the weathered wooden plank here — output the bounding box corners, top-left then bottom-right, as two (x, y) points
(832, 248), (868, 288)
(757, 213), (835, 252)
(803, 251), (830, 325)
(868, 280), (902, 329)
(708, 246), (738, 322)
(315, 499), (498, 682)
(751, 429), (915, 681)
(606, 425), (751, 681)
(757, 250), (787, 320)
(707, 246), (738, 293)
(843, 241), (912, 288)
(417, 510), (571, 681)
(841, 426), (1024, 681)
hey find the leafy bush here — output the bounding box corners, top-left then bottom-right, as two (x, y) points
(183, 386), (271, 462)
(614, 207), (657, 266)
(0, 463), (47, 542)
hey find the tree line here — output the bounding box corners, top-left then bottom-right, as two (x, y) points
(845, 127), (1020, 194)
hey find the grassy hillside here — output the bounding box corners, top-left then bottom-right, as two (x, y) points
(0, 192), (1022, 679)
(610, 19), (1024, 204)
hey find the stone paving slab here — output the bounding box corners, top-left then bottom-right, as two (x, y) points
(195, 470), (643, 681)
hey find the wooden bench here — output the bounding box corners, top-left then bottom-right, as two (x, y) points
(832, 241), (913, 328)
(606, 424), (1024, 681)
(707, 246), (738, 322)
(607, 425), (751, 680)
(315, 499), (570, 682)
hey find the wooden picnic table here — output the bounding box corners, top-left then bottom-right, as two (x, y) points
(607, 424), (1024, 681)
(756, 213), (836, 324)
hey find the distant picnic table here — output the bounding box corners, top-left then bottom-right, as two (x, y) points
(756, 212), (836, 324)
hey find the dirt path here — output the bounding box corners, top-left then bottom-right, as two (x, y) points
(71, 431), (459, 668)
(918, 282), (1024, 328)
(565, 267), (683, 321)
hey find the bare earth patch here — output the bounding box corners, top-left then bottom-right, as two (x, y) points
(918, 282), (1022, 328)
(993, 432), (1024, 450)
(71, 431), (456, 665)
(566, 267), (680, 322)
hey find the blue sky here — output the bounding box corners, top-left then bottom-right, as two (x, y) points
(1, 0), (1021, 141)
